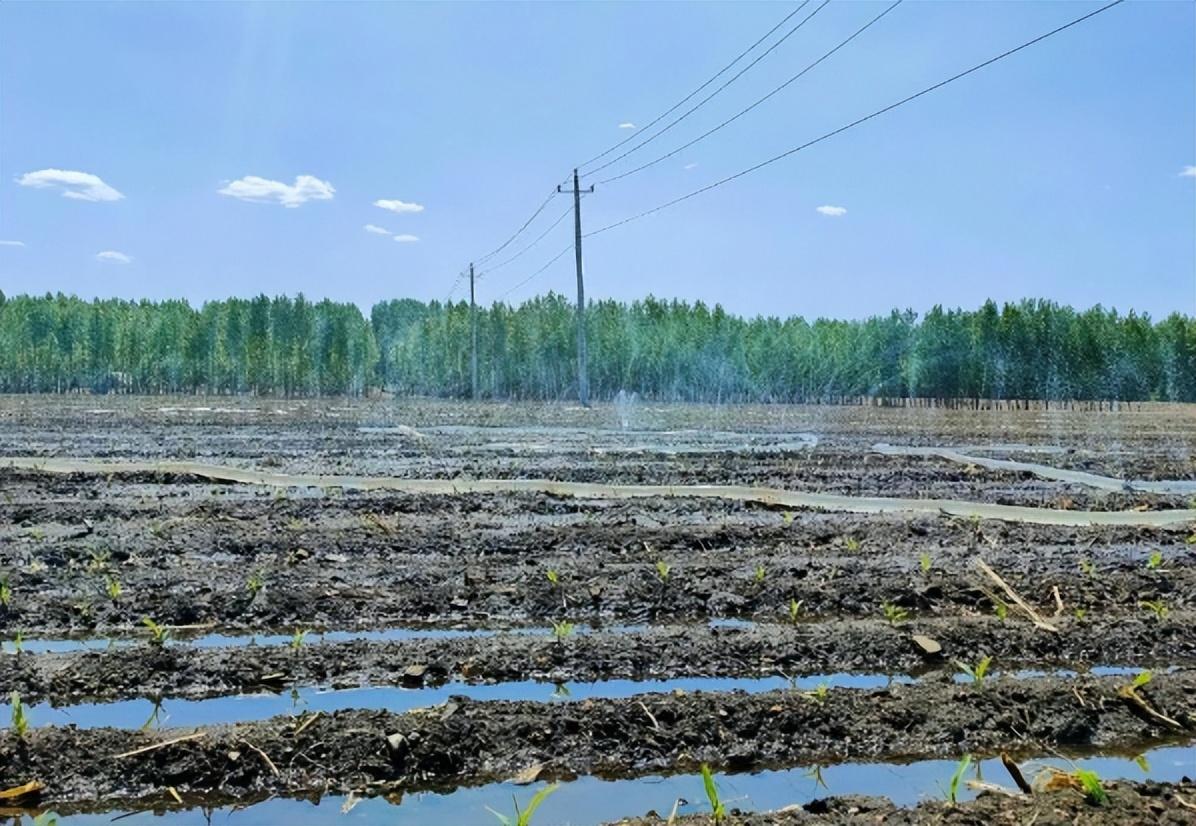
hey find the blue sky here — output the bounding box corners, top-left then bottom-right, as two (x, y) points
(1, 0), (1193, 320)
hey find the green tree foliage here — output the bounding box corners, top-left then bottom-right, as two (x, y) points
(0, 292), (1191, 401)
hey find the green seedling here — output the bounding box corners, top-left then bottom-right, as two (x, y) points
(781, 510), (794, 526)
(943, 754), (972, 804)
(1139, 599), (1169, 620)
(1075, 768), (1107, 805)
(247, 569), (265, 596)
(1186, 533), (1196, 545)
(8, 630), (24, 654)
(104, 575), (122, 602)
(802, 682), (829, 705)
(701, 764), (726, 823)
(290, 628), (309, 652)
(994, 600), (1009, 621)
(552, 620), (575, 643)
(804, 764), (828, 790)
(1073, 607), (1087, 621)
(1130, 670), (1152, 689)
(881, 601), (908, 625)
(87, 549), (111, 574)
(1078, 558), (1096, 577)
(0, 577), (10, 608)
(10, 691), (28, 737)
(142, 617), (170, 647)
(956, 656), (992, 685)
(545, 569), (559, 586)
(844, 537), (861, 552)
(28, 527), (45, 541)
(1134, 753), (1151, 773)
(919, 553), (931, 575)
(754, 564), (766, 584)
(487, 783), (559, 826)
(1146, 550), (1163, 570)
(551, 682), (571, 700)
(788, 598), (803, 625)
(655, 561), (672, 583)
(33, 812), (60, 826)
(140, 696), (165, 730)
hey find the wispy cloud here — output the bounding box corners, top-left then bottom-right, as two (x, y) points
(374, 199), (424, 214)
(0, 240), (25, 247)
(683, 163), (699, 170)
(816, 205), (847, 217)
(1181, 166), (1196, 178)
(95, 250), (132, 264)
(393, 234), (420, 243)
(218, 175), (335, 207)
(18, 169), (124, 202)
(364, 224), (391, 235)
(618, 122), (636, 130)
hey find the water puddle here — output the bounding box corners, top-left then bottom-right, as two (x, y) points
(6, 456), (1194, 525)
(32, 746), (1196, 825)
(5, 673), (906, 730)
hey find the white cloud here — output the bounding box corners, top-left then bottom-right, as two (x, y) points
(218, 175), (335, 207)
(95, 250), (132, 264)
(683, 163), (699, 170)
(374, 199), (424, 214)
(0, 240), (25, 247)
(618, 122), (636, 129)
(18, 169), (124, 202)
(816, 205), (847, 217)
(393, 234), (420, 243)
(364, 224), (391, 235)
(1181, 166), (1196, 178)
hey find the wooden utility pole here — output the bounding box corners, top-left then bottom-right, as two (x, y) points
(469, 262), (478, 399)
(558, 169), (594, 406)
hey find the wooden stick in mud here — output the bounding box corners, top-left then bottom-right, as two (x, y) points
(238, 738), (280, 776)
(114, 731), (207, 758)
(1000, 752), (1033, 794)
(1118, 686), (1185, 730)
(974, 557), (1059, 633)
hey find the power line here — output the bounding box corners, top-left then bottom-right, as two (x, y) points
(473, 184), (562, 266)
(581, 0), (829, 179)
(495, 243), (574, 301)
(477, 204), (573, 279)
(596, 0), (902, 186)
(585, 0), (1125, 240)
(577, 2), (812, 170)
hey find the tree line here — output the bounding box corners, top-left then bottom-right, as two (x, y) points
(1, 290), (1192, 402)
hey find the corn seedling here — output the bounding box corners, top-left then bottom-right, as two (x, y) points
(955, 656), (992, 685)
(545, 569), (559, 586)
(802, 682), (829, 705)
(10, 691), (28, 737)
(1187, 533), (1196, 545)
(290, 628), (309, 652)
(844, 537), (861, 552)
(1073, 607), (1087, 621)
(140, 696), (165, 730)
(142, 617), (170, 647)
(919, 553), (931, 575)
(804, 764), (828, 790)
(247, 570), (265, 596)
(754, 564), (766, 584)
(788, 598), (803, 625)
(993, 600), (1009, 621)
(33, 813), (60, 826)
(8, 630), (24, 654)
(87, 549), (111, 574)
(1139, 599), (1169, 620)
(881, 601), (908, 625)
(487, 783), (559, 826)
(551, 682), (571, 700)
(781, 510), (794, 526)
(655, 560), (671, 583)
(104, 576), (122, 602)
(28, 527), (45, 541)
(1146, 550), (1163, 570)
(0, 577), (10, 608)
(552, 620), (575, 643)
(1079, 558), (1096, 577)
(1133, 753), (1151, 773)
(1075, 768), (1107, 805)
(942, 754), (972, 804)
(701, 764), (726, 823)
(1131, 669), (1152, 689)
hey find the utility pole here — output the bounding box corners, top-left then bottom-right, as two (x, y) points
(558, 169), (594, 406)
(469, 262), (478, 400)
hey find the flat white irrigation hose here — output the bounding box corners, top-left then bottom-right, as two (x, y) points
(5, 456), (1194, 528)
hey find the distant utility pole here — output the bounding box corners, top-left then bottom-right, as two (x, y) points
(469, 262), (478, 400)
(558, 169), (594, 406)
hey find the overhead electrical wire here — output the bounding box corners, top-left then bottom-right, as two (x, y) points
(595, 0), (902, 186)
(584, 0), (1126, 240)
(477, 205), (573, 279)
(495, 243), (575, 301)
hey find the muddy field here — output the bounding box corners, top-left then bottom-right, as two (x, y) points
(0, 396), (1193, 825)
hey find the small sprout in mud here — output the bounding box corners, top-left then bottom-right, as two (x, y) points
(148, 521), (168, 540)
(0, 576), (10, 608)
(290, 628), (309, 652)
(994, 600), (1009, 622)
(843, 536), (861, 553)
(1139, 599), (1169, 621)
(246, 569), (265, 596)
(754, 564), (766, 584)
(1075, 768), (1107, 805)
(788, 598), (804, 625)
(802, 682), (830, 705)
(1146, 550), (1163, 571)
(8, 630), (24, 654)
(781, 510), (794, 526)
(1073, 607), (1087, 621)
(87, 549), (111, 574)
(32, 812), (60, 826)
(655, 560), (672, 583)
(552, 620), (575, 643)
(140, 696), (165, 731)
(1078, 558), (1096, 577)
(545, 569), (559, 586)
(1187, 533), (1196, 545)
(804, 764), (828, 790)
(919, 553), (931, 575)
(9, 691), (28, 737)
(487, 783), (559, 826)
(956, 656), (992, 685)
(1133, 753), (1151, 773)
(104, 575), (122, 603)
(881, 601), (908, 625)
(551, 682), (571, 700)
(1131, 670), (1153, 689)
(142, 617), (170, 647)
(27, 526), (45, 541)
(943, 754), (972, 804)
(701, 764), (727, 823)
